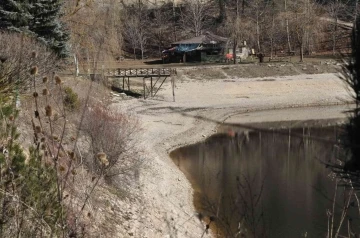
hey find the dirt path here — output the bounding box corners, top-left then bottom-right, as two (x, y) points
(112, 72), (352, 237)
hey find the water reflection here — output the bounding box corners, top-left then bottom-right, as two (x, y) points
(170, 126), (354, 237)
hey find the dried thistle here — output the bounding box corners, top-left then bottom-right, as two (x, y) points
(68, 151), (75, 160)
(59, 151), (65, 157)
(31, 51), (38, 59)
(35, 126), (41, 133)
(33, 92), (39, 98)
(41, 144), (46, 150)
(97, 152), (109, 166)
(42, 89), (49, 96)
(9, 115), (14, 121)
(71, 169), (76, 175)
(45, 105), (52, 117)
(30, 66), (38, 75)
(41, 137), (46, 142)
(59, 165), (66, 172)
(55, 75), (62, 85)
(42, 77), (48, 83)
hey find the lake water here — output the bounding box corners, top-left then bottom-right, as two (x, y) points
(170, 125), (359, 237)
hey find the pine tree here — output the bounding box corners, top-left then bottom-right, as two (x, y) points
(28, 0), (69, 58)
(0, 0), (69, 58)
(0, 0), (32, 32)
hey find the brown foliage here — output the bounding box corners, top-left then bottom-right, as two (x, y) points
(81, 102), (142, 185)
(0, 32), (60, 96)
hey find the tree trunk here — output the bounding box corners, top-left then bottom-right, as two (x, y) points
(141, 44), (144, 60)
(270, 1), (275, 59)
(256, 13), (261, 53)
(236, 0), (240, 17)
(173, 1), (177, 42)
(355, 0), (359, 29)
(74, 54), (79, 77)
(218, 0), (226, 22)
(332, 2), (338, 55)
(285, 0), (292, 53)
(86, 49), (90, 74)
(133, 47), (136, 60)
(300, 42), (304, 62)
(233, 38), (237, 64)
(242, 0), (245, 14)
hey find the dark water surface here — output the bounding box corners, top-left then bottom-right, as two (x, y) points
(170, 126), (358, 237)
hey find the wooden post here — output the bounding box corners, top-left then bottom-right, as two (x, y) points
(123, 77), (125, 90)
(128, 77), (130, 91)
(150, 77), (153, 97)
(172, 76), (175, 102)
(143, 77), (146, 99)
(101, 65), (104, 80)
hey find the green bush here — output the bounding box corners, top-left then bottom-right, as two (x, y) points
(63, 86), (79, 110)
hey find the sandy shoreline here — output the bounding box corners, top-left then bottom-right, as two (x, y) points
(112, 72), (353, 237)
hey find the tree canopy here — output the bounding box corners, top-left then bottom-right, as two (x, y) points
(0, 0), (69, 58)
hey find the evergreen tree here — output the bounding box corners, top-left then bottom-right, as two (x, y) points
(0, 0), (32, 32)
(0, 0), (69, 58)
(28, 0), (69, 58)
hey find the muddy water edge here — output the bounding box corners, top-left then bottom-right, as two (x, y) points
(170, 119), (360, 238)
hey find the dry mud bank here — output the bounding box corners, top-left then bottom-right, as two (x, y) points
(112, 71), (352, 237)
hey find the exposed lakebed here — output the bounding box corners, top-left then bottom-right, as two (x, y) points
(170, 121), (359, 237)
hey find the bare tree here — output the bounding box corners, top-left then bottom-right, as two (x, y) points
(151, 3), (172, 56)
(248, 0), (270, 53)
(290, 0), (319, 61)
(285, 0), (292, 53)
(65, 0), (124, 74)
(180, 0), (209, 37)
(124, 16), (140, 60)
(326, 0), (349, 55)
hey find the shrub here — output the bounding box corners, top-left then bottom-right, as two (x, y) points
(81, 102), (142, 186)
(63, 86), (79, 110)
(0, 31), (60, 99)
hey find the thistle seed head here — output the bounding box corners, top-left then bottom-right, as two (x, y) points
(33, 92), (38, 98)
(59, 165), (66, 172)
(30, 66), (38, 75)
(41, 144), (46, 150)
(35, 126), (41, 133)
(42, 77), (48, 83)
(45, 105), (52, 117)
(42, 89), (48, 96)
(97, 152), (109, 166)
(68, 151), (75, 160)
(55, 75), (62, 85)
(31, 51), (38, 59)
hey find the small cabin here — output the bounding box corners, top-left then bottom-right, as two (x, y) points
(162, 32), (228, 63)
